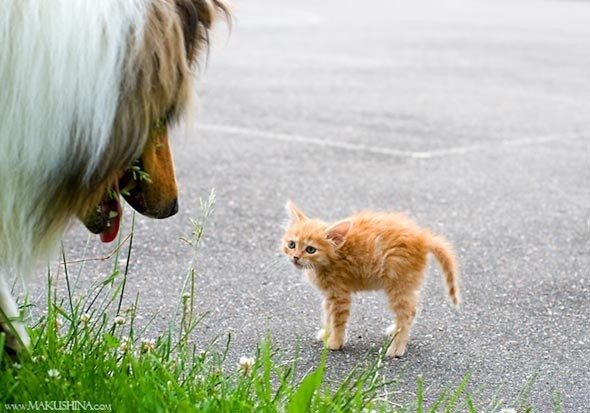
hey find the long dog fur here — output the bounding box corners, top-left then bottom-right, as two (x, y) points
(0, 0), (227, 351)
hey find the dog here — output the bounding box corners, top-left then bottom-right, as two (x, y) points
(0, 0), (228, 353)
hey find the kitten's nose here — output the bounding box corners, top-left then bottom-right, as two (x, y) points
(293, 256), (300, 263)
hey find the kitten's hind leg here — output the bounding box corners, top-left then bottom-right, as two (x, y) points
(386, 289), (419, 358)
(325, 292), (351, 350)
(316, 299), (332, 341)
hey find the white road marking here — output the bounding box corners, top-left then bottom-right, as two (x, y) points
(236, 9), (322, 29)
(197, 123), (574, 159)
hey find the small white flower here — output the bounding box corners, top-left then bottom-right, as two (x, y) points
(47, 369), (60, 378)
(141, 339), (155, 353)
(194, 374), (206, 385)
(13, 362), (22, 370)
(80, 313), (90, 323)
(499, 409), (517, 413)
(238, 356), (255, 376)
(114, 316), (126, 325)
(119, 336), (132, 352)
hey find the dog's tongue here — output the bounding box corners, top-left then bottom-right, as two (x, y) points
(99, 185), (122, 243)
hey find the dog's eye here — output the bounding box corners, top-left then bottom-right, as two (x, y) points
(287, 241), (296, 249)
(305, 246), (317, 254)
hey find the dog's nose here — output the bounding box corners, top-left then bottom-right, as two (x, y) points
(168, 197), (179, 216)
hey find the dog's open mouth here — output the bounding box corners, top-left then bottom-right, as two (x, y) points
(99, 184), (122, 243)
(83, 181), (122, 243)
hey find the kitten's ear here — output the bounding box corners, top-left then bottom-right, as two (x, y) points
(286, 200), (307, 223)
(325, 220), (352, 247)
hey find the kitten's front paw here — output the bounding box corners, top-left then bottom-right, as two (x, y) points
(386, 339), (407, 358)
(316, 328), (328, 341)
(385, 324), (399, 337)
(327, 335), (344, 350)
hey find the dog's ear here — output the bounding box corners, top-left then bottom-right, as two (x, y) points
(175, 0), (229, 63)
(175, 0), (201, 60)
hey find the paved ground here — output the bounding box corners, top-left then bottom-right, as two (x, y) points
(24, 0), (590, 410)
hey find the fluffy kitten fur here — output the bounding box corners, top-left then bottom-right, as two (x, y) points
(282, 201), (459, 358)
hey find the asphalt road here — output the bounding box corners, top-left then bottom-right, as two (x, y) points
(24, 0), (590, 410)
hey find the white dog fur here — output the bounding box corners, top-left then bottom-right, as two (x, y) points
(0, 0), (226, 351)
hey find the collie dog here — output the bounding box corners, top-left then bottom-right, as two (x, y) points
(0, 0), (227, 352)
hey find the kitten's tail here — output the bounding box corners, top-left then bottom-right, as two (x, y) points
(426, 232), (460, 306)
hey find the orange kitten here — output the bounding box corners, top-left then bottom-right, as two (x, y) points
(282, 201), (460, 358)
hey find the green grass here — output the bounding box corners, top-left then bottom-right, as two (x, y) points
(0, 191), (553, 412)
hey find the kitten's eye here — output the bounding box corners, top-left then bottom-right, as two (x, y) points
(305, 246), (317, 254)
(287, 241), (296, 249)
